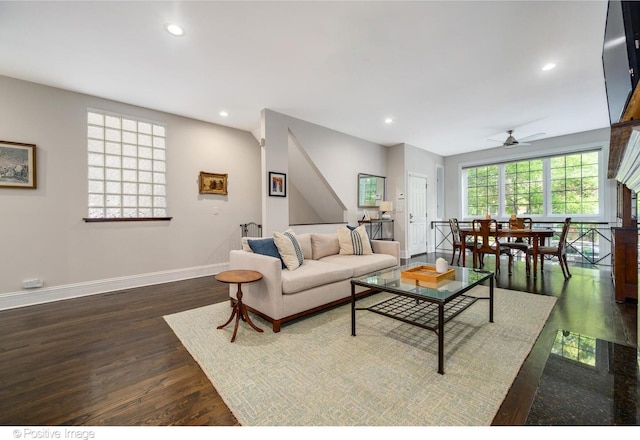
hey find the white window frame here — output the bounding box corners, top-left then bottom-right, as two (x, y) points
(461, 148), (603, 220)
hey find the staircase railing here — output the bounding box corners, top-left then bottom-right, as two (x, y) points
(431, 220), (632, 267)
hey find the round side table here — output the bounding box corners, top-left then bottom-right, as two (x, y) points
(215, 269), (264, 342)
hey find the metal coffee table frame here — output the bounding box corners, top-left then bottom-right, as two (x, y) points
(351, 264), (494, 374)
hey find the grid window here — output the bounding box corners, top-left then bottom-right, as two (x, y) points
(504, 159), (544, 215)
(87, 110), (167, 219)
(463, 150), (600, 218)
(465, 165), (499, 216)
(550, 151), (599, 215)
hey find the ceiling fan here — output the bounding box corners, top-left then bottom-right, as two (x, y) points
(490, 130), (546, 148)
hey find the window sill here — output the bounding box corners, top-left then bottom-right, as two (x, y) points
(83, 217), (173, 223)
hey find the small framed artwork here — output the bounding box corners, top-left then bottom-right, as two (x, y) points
(269, 171), (286, 197)
(0, 141), (37, 189)
(199, 171), (228, 195)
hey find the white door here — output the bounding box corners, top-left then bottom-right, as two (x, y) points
(408, 174), (428, 256)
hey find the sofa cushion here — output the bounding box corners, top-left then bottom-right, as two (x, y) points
(319, 253), (398, 277)
(247, 238), (285, 269)
(296, 233), (313, 260)
(274, 230), (304, 271)
(311, 233), (340, 260)
(281, 260), (353, 295)
(337, 225), (373, 255)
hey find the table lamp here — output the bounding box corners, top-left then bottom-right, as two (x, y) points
(379, 201), (393, 219)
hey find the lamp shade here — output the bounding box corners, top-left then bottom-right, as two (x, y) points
(379, 201), (393, 212)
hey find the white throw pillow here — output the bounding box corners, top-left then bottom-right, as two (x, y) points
(337, 225), (373, 255)
(310, 233), (340, 259)
(295, 233), (313, 260)
(241, 237), (253, 252)
(273, 229), (304, 270)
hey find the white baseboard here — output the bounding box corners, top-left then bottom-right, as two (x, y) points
(0, 263), (229, 311)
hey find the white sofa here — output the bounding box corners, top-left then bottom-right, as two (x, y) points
(228, 231), (400, 332)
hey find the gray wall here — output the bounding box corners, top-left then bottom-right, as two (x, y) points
(0, 76), (261, 306)
(387, 143), (445, 258)
(261, 109), (388, 235)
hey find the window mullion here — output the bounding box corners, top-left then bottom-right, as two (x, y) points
(543, 157), (550, 217)
(498, 164), (505, 217)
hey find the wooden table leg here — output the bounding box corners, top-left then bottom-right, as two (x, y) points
(462, 239), (467, 267)
(532, 236), (540, 278)
(217, 282), (263, 342)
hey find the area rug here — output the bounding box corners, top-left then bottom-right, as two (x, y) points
(164, 286), (556, 426)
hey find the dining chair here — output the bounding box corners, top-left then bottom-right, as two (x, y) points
(503, 217), (533, 274)
(508, 216), (533, 231)
(448, 218), (474, 265)
(528, 217), (572, 279)
(471, 219), (512, 274)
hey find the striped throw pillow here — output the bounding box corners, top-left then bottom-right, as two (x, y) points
(337, 225), (373, 255)
(273, 229), (304, 270)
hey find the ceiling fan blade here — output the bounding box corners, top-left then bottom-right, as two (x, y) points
(503, 142), (532, 149)
(518, 132), (546, 141)
(488, 129), (541, 148)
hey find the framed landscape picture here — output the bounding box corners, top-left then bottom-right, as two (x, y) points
(0, 141), (37, 189)
(269, 172), (286, 197)
(199, 171), (228, 195)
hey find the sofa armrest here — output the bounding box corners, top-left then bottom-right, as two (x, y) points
(228, 250), (284, 320)
(371, 240), (401, 266)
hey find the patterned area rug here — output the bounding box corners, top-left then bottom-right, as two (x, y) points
(164, 286), (556, 426)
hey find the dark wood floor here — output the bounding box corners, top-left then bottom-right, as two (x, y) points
(0, 253), (636, 426)
(427, 252), (638, 425)
(0, 276), (237, 426)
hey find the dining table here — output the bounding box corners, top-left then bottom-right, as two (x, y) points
(459, 227), (555, 277)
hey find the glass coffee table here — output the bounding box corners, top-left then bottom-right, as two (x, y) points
(351, 262), (494, 374)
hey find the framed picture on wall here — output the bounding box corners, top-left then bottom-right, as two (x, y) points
(199, 171), (228, 195)
(0, 141), (37, 189)
(269, 172), (286, 197)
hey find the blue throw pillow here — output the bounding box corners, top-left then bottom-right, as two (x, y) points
(248, 238), (285, 269)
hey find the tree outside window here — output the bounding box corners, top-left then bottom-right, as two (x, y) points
(466, 165), (499, 216)
(504, 159), (543, 215)
(550, 152), (599, 215)
(463, 150), (599, 218)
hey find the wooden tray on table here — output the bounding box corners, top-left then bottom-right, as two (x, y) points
(401, 265), (456, 284)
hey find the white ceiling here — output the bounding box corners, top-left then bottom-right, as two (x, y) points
(0, 0), (612, 156)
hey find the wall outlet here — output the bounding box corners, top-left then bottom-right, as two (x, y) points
(23, 279), (44, 289)
(213, 206), (219, 215)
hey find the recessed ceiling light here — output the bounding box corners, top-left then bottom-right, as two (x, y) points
(384, 117), (393, 124)
(165, 23), (185, 37)
(542, 63), (556, 71)
(219, 111), (229, 117)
